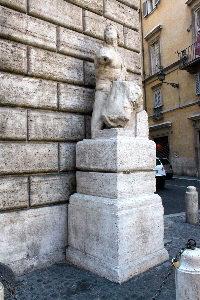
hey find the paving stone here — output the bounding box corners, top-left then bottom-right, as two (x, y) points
(13, 213), (200, 300)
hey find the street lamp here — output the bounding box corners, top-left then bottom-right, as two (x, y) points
(158, 68), (179, 88)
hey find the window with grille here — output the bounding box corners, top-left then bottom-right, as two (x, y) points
(143, 0), (160, 17)
(150, 39), (161, 75)
(195, 7), (200, 38)
(153, 89), (162, 118)
(154, 89), (162, 108)
(154, 136), (169, 159)
(195, 72), (200, 95)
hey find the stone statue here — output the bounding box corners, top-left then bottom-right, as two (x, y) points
(91, 24), (144, 138)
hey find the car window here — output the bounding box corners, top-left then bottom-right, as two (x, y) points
(160, 158), (170, 165)
(156, 159), (161, 165)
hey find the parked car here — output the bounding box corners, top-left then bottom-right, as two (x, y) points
(159, 158), (173, 179)
(154, 158), (166, 188)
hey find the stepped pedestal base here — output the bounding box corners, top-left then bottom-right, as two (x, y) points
(66, 193), (169, 283)
(66, 129), (168, 282)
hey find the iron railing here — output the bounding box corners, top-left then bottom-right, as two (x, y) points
(177, 42), (200, 70)
(153, 106), (163, 118)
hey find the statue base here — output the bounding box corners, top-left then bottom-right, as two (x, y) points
(66, 129), (169, 282)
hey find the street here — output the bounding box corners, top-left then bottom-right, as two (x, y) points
(156, 178), (200, 215)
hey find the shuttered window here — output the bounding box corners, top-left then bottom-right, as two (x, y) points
(194, 7), (200, 58)
(195, 7), (200, 38)
(195, 72), (200, 95)
(150, 39), (160, 75)
(155, 0), (160, 5)
(143, 1), (148, 17)
(143, 0), (161, 17)
(154, 89), (162, 108)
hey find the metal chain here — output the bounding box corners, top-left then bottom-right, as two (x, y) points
(150, 239), (197, 300)
(151, 264), (174, 300)
(0, 274), (18, 300)
(1, 239), (196, 300)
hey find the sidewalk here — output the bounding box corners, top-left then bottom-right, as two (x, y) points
(8, 213), (199, 300)
(173, 175), (200, 181)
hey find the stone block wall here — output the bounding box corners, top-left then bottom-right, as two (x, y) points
(0, 0), (141, 275)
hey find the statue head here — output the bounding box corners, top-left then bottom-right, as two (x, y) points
(104, 24), (118, 46)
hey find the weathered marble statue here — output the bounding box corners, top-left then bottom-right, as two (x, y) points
(66, 24), (168, 284)
(91, 24), (143, 138)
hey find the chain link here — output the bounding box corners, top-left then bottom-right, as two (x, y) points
(0, 239), (197, 300)
(151, 264), (173, 300)
(150, 239), (197, 300)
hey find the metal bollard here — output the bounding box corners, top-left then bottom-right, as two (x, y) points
(0, 282), (4, 300)
(176, 247), (200, 300)
(185, 186), (199, 224)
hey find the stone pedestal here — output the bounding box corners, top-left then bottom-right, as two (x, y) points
(66, 128), (168, 283)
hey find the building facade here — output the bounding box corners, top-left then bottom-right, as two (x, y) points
(0, 0), (141, 275)
(140, 0), (200, 176)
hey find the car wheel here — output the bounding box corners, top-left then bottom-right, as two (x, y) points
(157, 178), (166, 189)
(166, 174), (173, 180)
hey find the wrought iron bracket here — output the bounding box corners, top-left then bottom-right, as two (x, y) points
(162, 81), (179, 88)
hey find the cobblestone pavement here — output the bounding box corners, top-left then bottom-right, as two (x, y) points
(6, 213), (200, 300)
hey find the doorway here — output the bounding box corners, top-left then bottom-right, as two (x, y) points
(154, 136), (170, 159)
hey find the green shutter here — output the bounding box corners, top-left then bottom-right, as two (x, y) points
(143, 1), (148, 17)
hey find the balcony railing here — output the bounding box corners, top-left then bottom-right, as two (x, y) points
(153, 106), (163, 121)
(177, 42), (200, 73)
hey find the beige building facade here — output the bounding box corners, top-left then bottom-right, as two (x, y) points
(140, 0), (200, 177)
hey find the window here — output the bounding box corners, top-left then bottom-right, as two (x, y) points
(195, 72), (200, 95)
(143, 0), (160, 17)
(154, 89), (162, 108)
(154, 136), (169, 159)
(153, 89), (162, 119)
(150, 39), (161, 75)
(194, 7), (200, 38)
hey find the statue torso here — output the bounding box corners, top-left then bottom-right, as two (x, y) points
(94, 46), (125, 88)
